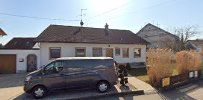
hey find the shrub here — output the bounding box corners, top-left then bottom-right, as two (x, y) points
(146, 49), (174, 87)
(176, 50), (202, 74)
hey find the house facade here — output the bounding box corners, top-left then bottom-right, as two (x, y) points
(137, 23), (179, 49)
(39, 43), (146, 66)
(0, 24), (148, 73)
(0, 38), (40, 73)
(36, 25), (148, 67)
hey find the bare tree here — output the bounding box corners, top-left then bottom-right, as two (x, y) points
(174, 26), (198, 51)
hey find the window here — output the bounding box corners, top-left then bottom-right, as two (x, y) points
(93, 47), (102, 57)
(115, 48), (120, 56)
(134, 48), (141, 58)
(44, 61), (63, 73)
(122, 48), (129, 58)
(63, 59), (113, 72)
(45, 62), (55, 71)
(75, 47), (86, 57)
(49, 47), (61, 59)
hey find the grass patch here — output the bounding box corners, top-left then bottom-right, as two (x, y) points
(128, 67), (178, 84)
(128, 68), (149, 83)
(136, 75), (150, 83)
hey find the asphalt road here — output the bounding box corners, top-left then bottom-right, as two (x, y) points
(159, 80), (203, 100)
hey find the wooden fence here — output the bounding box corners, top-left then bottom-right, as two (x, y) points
(161, 70), (201, 89)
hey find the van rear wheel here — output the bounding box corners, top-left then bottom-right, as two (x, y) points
(32, 85), (47, 99)
(97, 81), (110, 93)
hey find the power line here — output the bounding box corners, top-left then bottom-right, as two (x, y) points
(0, 12), (80, 21)
(108, 0), (179, 21)
(87, 0), (133, 23)
(88, 0), (179, 25)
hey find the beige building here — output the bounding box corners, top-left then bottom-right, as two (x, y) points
(137, 23), (179, 49)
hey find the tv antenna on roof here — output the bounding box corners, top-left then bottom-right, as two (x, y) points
(80, 9), (87, 27)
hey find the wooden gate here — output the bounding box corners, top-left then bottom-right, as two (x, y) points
(0, 54), (16, 74)
(27, 54), (37, 72)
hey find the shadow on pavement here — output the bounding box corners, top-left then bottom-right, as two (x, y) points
(0, 73), (26, 88)
(13, 86), (120, 100)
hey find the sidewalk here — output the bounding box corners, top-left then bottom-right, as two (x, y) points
(128, 76), (157, 94)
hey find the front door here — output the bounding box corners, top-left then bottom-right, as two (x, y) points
(27, 54), (37, 72)
(106, 48), (113, 58)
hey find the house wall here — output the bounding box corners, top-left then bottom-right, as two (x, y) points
(0, 50), (40, 73)
(39, 43), (146, 66)
(137, 25), (177, 48)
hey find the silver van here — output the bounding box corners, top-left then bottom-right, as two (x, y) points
(24, 57), (118, 98)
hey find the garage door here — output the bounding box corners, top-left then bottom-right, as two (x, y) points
(0, 54), (16, 74)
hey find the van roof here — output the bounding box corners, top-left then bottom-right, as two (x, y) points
(56, 57), (113, 60)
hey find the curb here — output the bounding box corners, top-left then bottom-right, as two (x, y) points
(143, 90), (158, 95)
(67, 90), (144, 100)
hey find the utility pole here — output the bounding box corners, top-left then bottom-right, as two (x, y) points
(80, 9), (87, 27)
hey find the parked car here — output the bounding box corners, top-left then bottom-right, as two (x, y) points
(24, 57), (118, 99)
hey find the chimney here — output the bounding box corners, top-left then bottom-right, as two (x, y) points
(105, 23), (109, 30)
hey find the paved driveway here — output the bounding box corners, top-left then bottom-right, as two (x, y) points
(0, 74), (26, 100)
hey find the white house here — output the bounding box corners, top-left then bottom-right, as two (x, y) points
(0, 24), (148, 73)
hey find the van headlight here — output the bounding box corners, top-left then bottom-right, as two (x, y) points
(25, 76), (31, 81)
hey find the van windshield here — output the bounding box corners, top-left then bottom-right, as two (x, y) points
(44, 61), (63, 71)
(44, 62), (55, 71)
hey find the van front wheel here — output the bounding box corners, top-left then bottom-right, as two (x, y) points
(32, 85), (47, 99)
(97, 81), (110, 93)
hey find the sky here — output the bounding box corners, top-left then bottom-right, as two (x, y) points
(0, 0), (203, 45)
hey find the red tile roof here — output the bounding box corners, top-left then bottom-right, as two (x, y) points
(4, 38), (36, 49)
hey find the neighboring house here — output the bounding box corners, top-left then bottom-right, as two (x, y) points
(4, 38), (37, 49)
(137, 23), (179, 49)
(0, 24), (148, 73)
(0, 38), (40, 73)
(187, 39), (203, 53)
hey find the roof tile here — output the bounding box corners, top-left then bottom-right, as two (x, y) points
(35, 25), (148, 44)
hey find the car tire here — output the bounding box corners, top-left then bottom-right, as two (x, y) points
(97, 81), (110, 93)
(32, 85), (47, 99)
